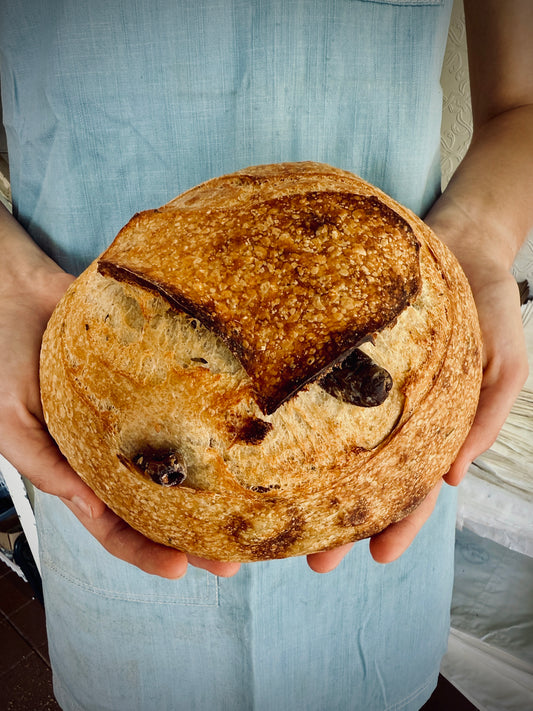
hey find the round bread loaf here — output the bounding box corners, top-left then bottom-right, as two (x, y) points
(39, 162), (482, 561)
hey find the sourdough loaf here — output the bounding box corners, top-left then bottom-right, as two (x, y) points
(39, 162), (482, 561)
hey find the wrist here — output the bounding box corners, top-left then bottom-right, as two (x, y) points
(426, 104), (533, 278)
(425, 193), (521, 292)
(0, 204), (73, 316)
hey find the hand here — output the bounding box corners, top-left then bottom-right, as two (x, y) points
(0, 269), (241, 578)
(310, 0), (533, 572)
(0, 209), (240, 579)
(367, 218), (528, 564)
(307, 224), (528, 572)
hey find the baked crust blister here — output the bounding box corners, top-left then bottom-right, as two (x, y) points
(40, 162), (482, 561)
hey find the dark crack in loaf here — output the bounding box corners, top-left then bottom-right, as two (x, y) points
(40, 162), (483, 562)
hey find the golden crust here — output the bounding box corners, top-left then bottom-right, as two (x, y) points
(40, 162), (482, 561)
(98, 163), (421, 413)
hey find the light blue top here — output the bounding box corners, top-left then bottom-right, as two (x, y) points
(1, 2), (457, 710)
(2, 0), (450, 273)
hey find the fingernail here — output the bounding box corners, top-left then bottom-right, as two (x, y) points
(71, 496), (94, 519)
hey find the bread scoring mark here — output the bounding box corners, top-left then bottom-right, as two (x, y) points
(98, 187), (421, 416)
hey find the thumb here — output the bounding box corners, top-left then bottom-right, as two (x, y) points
(1, 407), (106, 519)
(445, 354), (528, 487)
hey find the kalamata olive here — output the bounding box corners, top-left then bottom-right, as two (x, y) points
(133, 449), (187, 487)
(319, 349), (392, 407)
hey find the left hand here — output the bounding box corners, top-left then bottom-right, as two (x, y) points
(369, 235), (528, 564)
(307, 220), (529, 573)
(308, 0), (533, 572)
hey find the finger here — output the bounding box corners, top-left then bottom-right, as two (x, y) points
(445, 381), (520, 485)
(369, 480), (442, 564)
(0, 407), (106, 518)
(61, 498), (190, 579)
(3, 406), (240, 578)
(446, 275), (528, 486)
(64, 496), (240, 579)
(306, 541), (355, 573)
(187, 555), (241, 578)
(445, 352), (528, 487)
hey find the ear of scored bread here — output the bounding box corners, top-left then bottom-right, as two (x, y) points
(98, 162), (421, 414)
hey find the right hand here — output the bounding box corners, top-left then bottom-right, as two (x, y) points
(0, 211), (240, 579)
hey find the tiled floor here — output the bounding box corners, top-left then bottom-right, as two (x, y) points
(0, 560), (60, 710)
(421, 676), (479, 711)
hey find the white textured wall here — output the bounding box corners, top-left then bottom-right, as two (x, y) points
(440, 0), (533, 294)
(440, 0), (473, 189)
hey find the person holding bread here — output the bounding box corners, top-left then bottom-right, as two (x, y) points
(0, 1), (531, 709)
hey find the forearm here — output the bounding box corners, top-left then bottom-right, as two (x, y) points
(427, 104), (533, 285)
(0, 203), (68, 311)
(431, 0), (533, 282)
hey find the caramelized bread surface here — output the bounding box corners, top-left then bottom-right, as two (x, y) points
(99, 164), (421, 413)
(40, 163), (482, 561)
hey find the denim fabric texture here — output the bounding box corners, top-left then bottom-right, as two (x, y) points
(35, 486), (457, 711)
(1, 1), (456, 708)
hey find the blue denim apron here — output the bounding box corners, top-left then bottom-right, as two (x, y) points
(1, 1), (455, 708)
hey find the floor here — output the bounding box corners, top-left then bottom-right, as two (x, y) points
(0, 560), (60, 710)
(0, 550), (478, 711)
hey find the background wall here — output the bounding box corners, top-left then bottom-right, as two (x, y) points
(440, 0), (533, 296)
